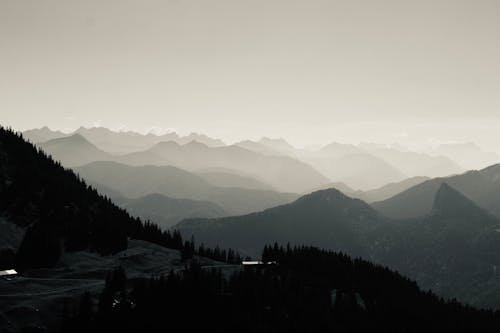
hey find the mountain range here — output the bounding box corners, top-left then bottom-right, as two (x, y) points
(26, 127), (479, 192)
(74, 161), (298, 216)
(24, 126), (226, 152)
(39, 134), (330, 194)
(237, 138), (462, 190)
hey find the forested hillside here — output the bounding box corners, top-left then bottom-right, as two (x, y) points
(63, 246), (500, 333)
(0, 127), (207, 270)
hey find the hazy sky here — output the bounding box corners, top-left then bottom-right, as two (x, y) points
(1, 0), (500, 149)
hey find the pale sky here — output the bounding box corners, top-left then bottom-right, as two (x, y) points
(1, 0), (500, 150)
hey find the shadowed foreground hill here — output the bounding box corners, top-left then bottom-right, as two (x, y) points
(177, 184), (500, 308)
(372, 183), (500, 308)
(63, 246), (500, 333)
(177, 188), (385, 256)
(0, 127), (195, 270)
(372, 164), (500, 219)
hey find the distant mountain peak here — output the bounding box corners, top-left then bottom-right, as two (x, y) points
(50, 133), (91, 145)
(151, 140), (181, 149)
(433, 183), (471, 211)
(184, 140), (209, 149)
(300, 187), (349, 201)
(258, 137), (295, 149)
(295, 188), (376, 215)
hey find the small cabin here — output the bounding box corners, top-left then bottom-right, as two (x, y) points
(0, 269), (18, 279)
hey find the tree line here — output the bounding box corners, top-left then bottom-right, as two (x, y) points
(62, 244), (500, 333)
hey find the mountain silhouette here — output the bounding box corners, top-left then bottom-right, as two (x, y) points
(372, 164), (500, 219)
(177, 188), (383, 257)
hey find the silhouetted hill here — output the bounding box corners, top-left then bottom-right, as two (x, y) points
(177, 188), (383, 256)
(39, 134), (112, 167)
(177, 185), (500, 308)
(372, 164), (500, 219)
(432, 183), (497, 222)
(373, 183), (500, 308)
(308, 181), (358, 195)
(75, 161), (299, 215)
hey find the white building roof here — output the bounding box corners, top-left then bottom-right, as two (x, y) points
(242, 261), (264, 265)
(0, 269), (17, 277)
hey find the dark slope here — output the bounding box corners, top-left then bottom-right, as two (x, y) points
(372, 164), (500, 219)
(177, 188), (384, 256)
(113, 193), (227, 228)
(39, 134), (112, 167)
(75, 161), (299, 215)
(177, 184), (500, 308)
(0, 129), (135, 268)
(64, 246), (500, 333)
(372, 183), (500, 308)
(432, 183), (498, 222)
(0, 128), (193, 271)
